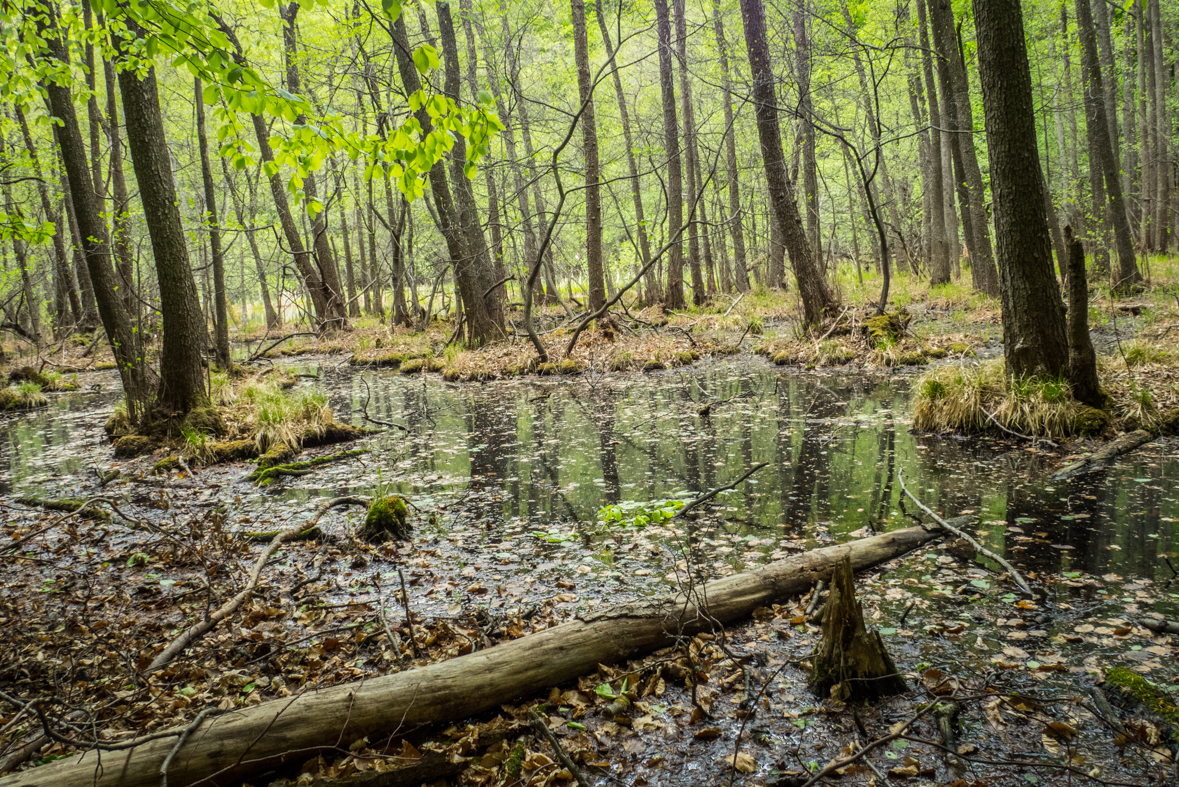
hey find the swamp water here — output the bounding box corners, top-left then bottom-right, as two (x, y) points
(3, 356), (1179, 683)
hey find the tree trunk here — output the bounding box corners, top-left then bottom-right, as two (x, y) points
(674, 0), (706, 305)
(654, 0), (686, 309)
(1074, 0), (1142, 289)
(104, 59), (135, 316)
(222, 160), (279, 329)
(797, 0), (822, 269)
(1147, 0), (1169, 251)
(739, 0), (836, 328)
(15, 106), (80, 332)
(917, 0), (950, 284)
(597, 0), (659, 301)
(119, 62), (209, 417)
(1064, 225), (1103, 407)
(279, 3), (348, 328)
(37, 9), (149, 416)
(340, 210), (360, 319)
(1121, 1), (1138, 228)
(12, 526), (944, 787)
(930, 0), (999, 295)
(195, 78), (231, 370)
(570, 0), (605, 313)
(712, 0), (750, 293)
(973, 0), (1070, 379)
(1061, 5), (1085, 229)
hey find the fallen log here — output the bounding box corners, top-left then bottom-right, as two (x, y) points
(1052, 429), (1154, 480)
(0, 524), (945, 787)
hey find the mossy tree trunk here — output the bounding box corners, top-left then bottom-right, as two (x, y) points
(811, 555), (907, 701)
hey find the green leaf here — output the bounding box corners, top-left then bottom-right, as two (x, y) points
(413, 47), (431, 75)
(970, 579), (991, 590)
(381, 0), (402, 19)
(477, 89), (494, 105)
(594, 683), (616, 699)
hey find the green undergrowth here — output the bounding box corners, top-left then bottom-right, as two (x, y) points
(362, 495), (410, 541)
(0, 382), (48, 411)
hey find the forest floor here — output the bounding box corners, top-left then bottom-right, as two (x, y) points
(3, 260), (1179, 786)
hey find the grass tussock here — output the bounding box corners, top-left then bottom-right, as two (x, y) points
(912, 360), (1107, 439)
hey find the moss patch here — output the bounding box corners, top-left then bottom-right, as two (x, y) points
(182, 406), (226, 437)
(113, 435), (159, 458)
(862, 310), (911, 348)
(557, 359), (583, 375)
(7, 366), (50, 387)
(642, 359), (666, 372)
(1074, 406), (1112, 436)
(1104, 667), (1179, 743)
(361, 495), (411, 542)
(0, 387), (48, 411)
(1160, 408), (1179, 437)
(399, 358), (426, 374)
(104, 410), (134, 438)
(536, 362), (558, 376)
(302, 422), (373, 449)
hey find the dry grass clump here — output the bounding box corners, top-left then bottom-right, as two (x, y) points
(207, 371), (334, 452)
(912, 360), (1105, 438)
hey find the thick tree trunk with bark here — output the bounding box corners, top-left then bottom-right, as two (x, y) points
(195, 78), (231, 370)
(654, 0), (686, 309)
(119, 63), (209, 416)
(8, 525), (943, 787)
(570, 0), (605, 313)
(712, 0), (750, 293)
(739, 0), (836, 328)
(973, 0), (1070, 379)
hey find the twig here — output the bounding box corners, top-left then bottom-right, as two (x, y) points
(148, 498), (365, 671)
(898, 468), (1033, 595)
(482, 275), (513, 300)
(805, 580), (824, 616)
(360, 378), (409, 431)
(529, 710), (592, 787)
(246, 331), (318, 363)
(399, 568), (421, 659)
(443, 312), (465, 348)
(722, 291), (746, 318)
(160, 707), (220, 787)
(798, 702), (937, 787)
(672, 462), (768, 520)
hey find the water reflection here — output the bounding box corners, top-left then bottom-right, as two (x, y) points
(2, 359), (1177, 580)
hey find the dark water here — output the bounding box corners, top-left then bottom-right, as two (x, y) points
(3, 357), (1177, 582)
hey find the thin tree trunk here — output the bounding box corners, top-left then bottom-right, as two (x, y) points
(222, 159), (279, 329)
(1061, 4), (1084, 229)
(1121, 1), (1138, 228)
(436, 0), (504, 335)
(103, 59), (135, 316)
(596, 0), (658, 301)
(571, 0), (605, 313)
(930, 0), (999, 295)
(16, 106), (80, 330)
(674, 0), (706, 304)
(712, 0), (750, 293)
(341, 210), (360, 319)
(917, 0), (950, 284)
(1075, 0), (1142, 288)
(739, 0), (836, 327)
(797, 0), (822, 269)
(973, 0), (1070, 379)
(1147, 0), (1169, 250)
(654, 0), (686, 308)
(195, 78), (231, 369)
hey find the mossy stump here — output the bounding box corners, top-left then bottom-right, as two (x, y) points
(810, 555), (907, 701)
(182, 406), (226, 438)
(862, 310), (911, 349)
(361, 496), (411, 542)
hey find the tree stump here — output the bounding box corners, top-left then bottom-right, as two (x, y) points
(810, 555), (907, 701)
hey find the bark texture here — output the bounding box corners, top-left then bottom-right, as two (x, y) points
(973, 0), (1070, 378)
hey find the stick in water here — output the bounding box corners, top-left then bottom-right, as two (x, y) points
(897, 468), (1033, 595)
